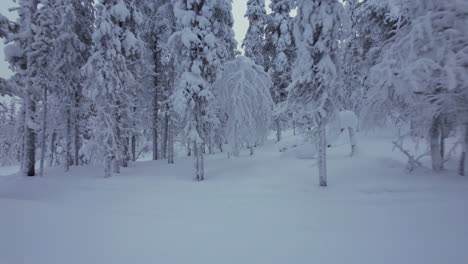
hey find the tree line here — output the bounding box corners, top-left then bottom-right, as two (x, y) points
(0, 0), (466, 185)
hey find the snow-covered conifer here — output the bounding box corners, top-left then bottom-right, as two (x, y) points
(4, 0), (40, 176)
(170, 0), (218, 181)
(83, 0), (136, 178)
(265, 0), (296, 142)
(287, 0), (342, 187)
(243, 0), (267, 67)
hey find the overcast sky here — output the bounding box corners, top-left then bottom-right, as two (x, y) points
(0, 1), (260, 79)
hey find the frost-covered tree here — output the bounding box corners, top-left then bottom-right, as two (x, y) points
(213, 0), (237, 64)
(53, 0), (94, 171)
(0, 101), (20, 166)
(265, 0), (296, 142)
(243, 0), (267, 67)
(366, 0), (468, 172)
(139, 0), (176, 162)
(170, 0), (218, 181)
(30, 0), (64, 176)
(4, 0), (40, 176)
(214, 56), (274, 156)
(83, 0), (137, 178)
(338, 0), (398, 114)
(287, 0), (342, 187)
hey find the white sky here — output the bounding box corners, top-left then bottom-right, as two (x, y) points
(0, 0), (265, 79)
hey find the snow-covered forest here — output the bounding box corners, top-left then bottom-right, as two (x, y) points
(0, 0), (467, 263)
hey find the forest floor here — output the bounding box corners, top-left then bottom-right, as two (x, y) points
(1, 132), (468, 264)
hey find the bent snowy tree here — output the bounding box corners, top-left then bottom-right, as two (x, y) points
(214, 56), (274, 157)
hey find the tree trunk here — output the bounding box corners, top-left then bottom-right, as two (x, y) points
(152, 41), (160, 161)
(39, 88), (48, 177)
(276, 119), (281, 142)
(73, 89), (81, 166)
(167, 118), (174, 164)
(430, 116), (443, 172)
(249, 145), (254, 156)
(318, 121), (327, 187)
(64, 108), (71, 172)
(104, 151), (112, 178)
(194, 100), (204, 181)
(48, 131), (56, 167)
(459, 124), (468, 176)
(131, 134), (136, 162)
(19, 106), (26, 173)
(122, 137), (129, 168)
(348, 127), (357, 156)
(162, 114), (169, 159)
(24, 98), (36, 177)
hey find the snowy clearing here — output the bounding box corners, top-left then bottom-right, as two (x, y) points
(1, 134), (467, 264)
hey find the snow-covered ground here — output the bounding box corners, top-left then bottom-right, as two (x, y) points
(1, 133), (467, 264)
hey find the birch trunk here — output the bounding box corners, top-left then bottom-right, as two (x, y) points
(430, 116), (443, 172)
(318, 121), (327, 187)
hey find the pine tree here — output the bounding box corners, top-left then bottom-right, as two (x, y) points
(30, 0), (64, 177)
(4, 0), (40, 176)
(51, 0), (94, 172)
(287, 0), (343, 187)
(83, 0), (136, 178)
(170, 0), (218, 181)
(265, 0), (296, 142)
(243, 0), (267, 67)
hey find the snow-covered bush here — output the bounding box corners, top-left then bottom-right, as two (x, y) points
(214, 56), (274, 157)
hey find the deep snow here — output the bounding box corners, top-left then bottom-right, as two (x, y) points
(1, 133), (467, 264)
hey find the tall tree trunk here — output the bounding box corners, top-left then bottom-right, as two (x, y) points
(39, 88), (48, 177)
(276, 119), (281, 142)
(167, 117), (174, 164)
(318, 121), (327, 187)
(104, 149), (112, 178)
(122, 137), (129, 168)
(348, 127), (357, 156)
(48, 131), (56, 167)
(162, 113), (169, 159)
(131, 134), (136, 162)
(24, 97), (36, 177)
(114, 105), (121, 174)
(152, 41), (160, 161)
(73, 89), (81, 166)
(430, 116), (443, 172)
(19, 105), (26, 172)
(194, 100), (204, 181)
(64, 108), (71, 172)
(460, 124), (468, 176)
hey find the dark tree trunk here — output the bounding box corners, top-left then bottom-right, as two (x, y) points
(24, 98), (36, 177)
(131, 134), (136, 162)
(429, 116), (443, 172)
